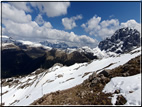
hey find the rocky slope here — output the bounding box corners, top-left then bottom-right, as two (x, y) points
(31, 55), (141, 105)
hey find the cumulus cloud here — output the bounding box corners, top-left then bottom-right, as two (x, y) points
(2, 3), (97, 48)
(9, 2), (31, 12)
(35, 14), (45, 25)
(3, 20), (35, 37)
(81, 16), (119, 39)
(1, 2), (98, 48)
(2, 3), (31, 23)
(34, 14), (53, 28)
(62, 14), (83, 30)
(82, 15), (140, 40)
(30, 2), (70, 17)
(81, 15), (101, 33)
(3, 19), (98, 48)
(121, 19), (141, 33)
(43, 22), (53, 29)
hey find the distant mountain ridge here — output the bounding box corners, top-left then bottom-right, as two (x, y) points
(40, 41), (78, 49)
(2, 27), (140, 53)
(1, 38), (98, 79)
(2, 36), (78, 49)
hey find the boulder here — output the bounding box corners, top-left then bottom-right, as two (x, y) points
(99, 69), (111, 77)
(89, 72), (97, 81)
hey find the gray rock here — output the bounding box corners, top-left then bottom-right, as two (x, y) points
(99, 69), (111, 77)
(89, 72), (97, 81)
(91, 78), (98, 84)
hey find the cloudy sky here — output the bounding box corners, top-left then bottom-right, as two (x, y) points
(1, 1), (141, 48)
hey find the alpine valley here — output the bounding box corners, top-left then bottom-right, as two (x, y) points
(1, 27), (141, 106)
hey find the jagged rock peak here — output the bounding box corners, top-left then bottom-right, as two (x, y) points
(98, 27), (140, 53)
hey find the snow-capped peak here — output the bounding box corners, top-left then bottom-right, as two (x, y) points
(98, 27), (140, 53)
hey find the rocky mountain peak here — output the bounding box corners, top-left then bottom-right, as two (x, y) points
(98, 27), (140, 53)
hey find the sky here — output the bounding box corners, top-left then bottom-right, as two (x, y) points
(1, 1), (141, 48)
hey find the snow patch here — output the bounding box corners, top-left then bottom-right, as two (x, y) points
(103, 74), (141, 105)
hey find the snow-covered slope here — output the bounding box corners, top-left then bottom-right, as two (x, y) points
(103, 74), (141, 105)
(65, 46), (117, 59)
(1, 47), (141, 106)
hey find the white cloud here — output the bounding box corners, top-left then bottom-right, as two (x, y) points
(30, 2), (70, 17)
(3, 19), (98, 48)
(3, 20), (35, 37)
(35, 14), (45, 25)
(2, 2), (97, 48)
(100, 19), (119, 28)
(82, 15), (140, 40)
(2, 3), (31, 23)
(98, 19), (120, 39)
(43, 22), (53, 29)
(9, 2), (31, 12)
(35, 14), (52, 28)
(121, 19), (141, 33)
(81, 15), (101, 33)
(81, 16), (118, 39)
(62, 14), (83, 30)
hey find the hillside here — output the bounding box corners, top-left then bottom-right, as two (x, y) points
(31, 55), (141, 105)
(1, 47), (141, 106)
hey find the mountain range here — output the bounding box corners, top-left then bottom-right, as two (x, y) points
(1, 27), (141, 106)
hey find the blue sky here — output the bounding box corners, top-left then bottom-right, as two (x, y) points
(2, 1), (141, 48)
(32, 2), (140, 39)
